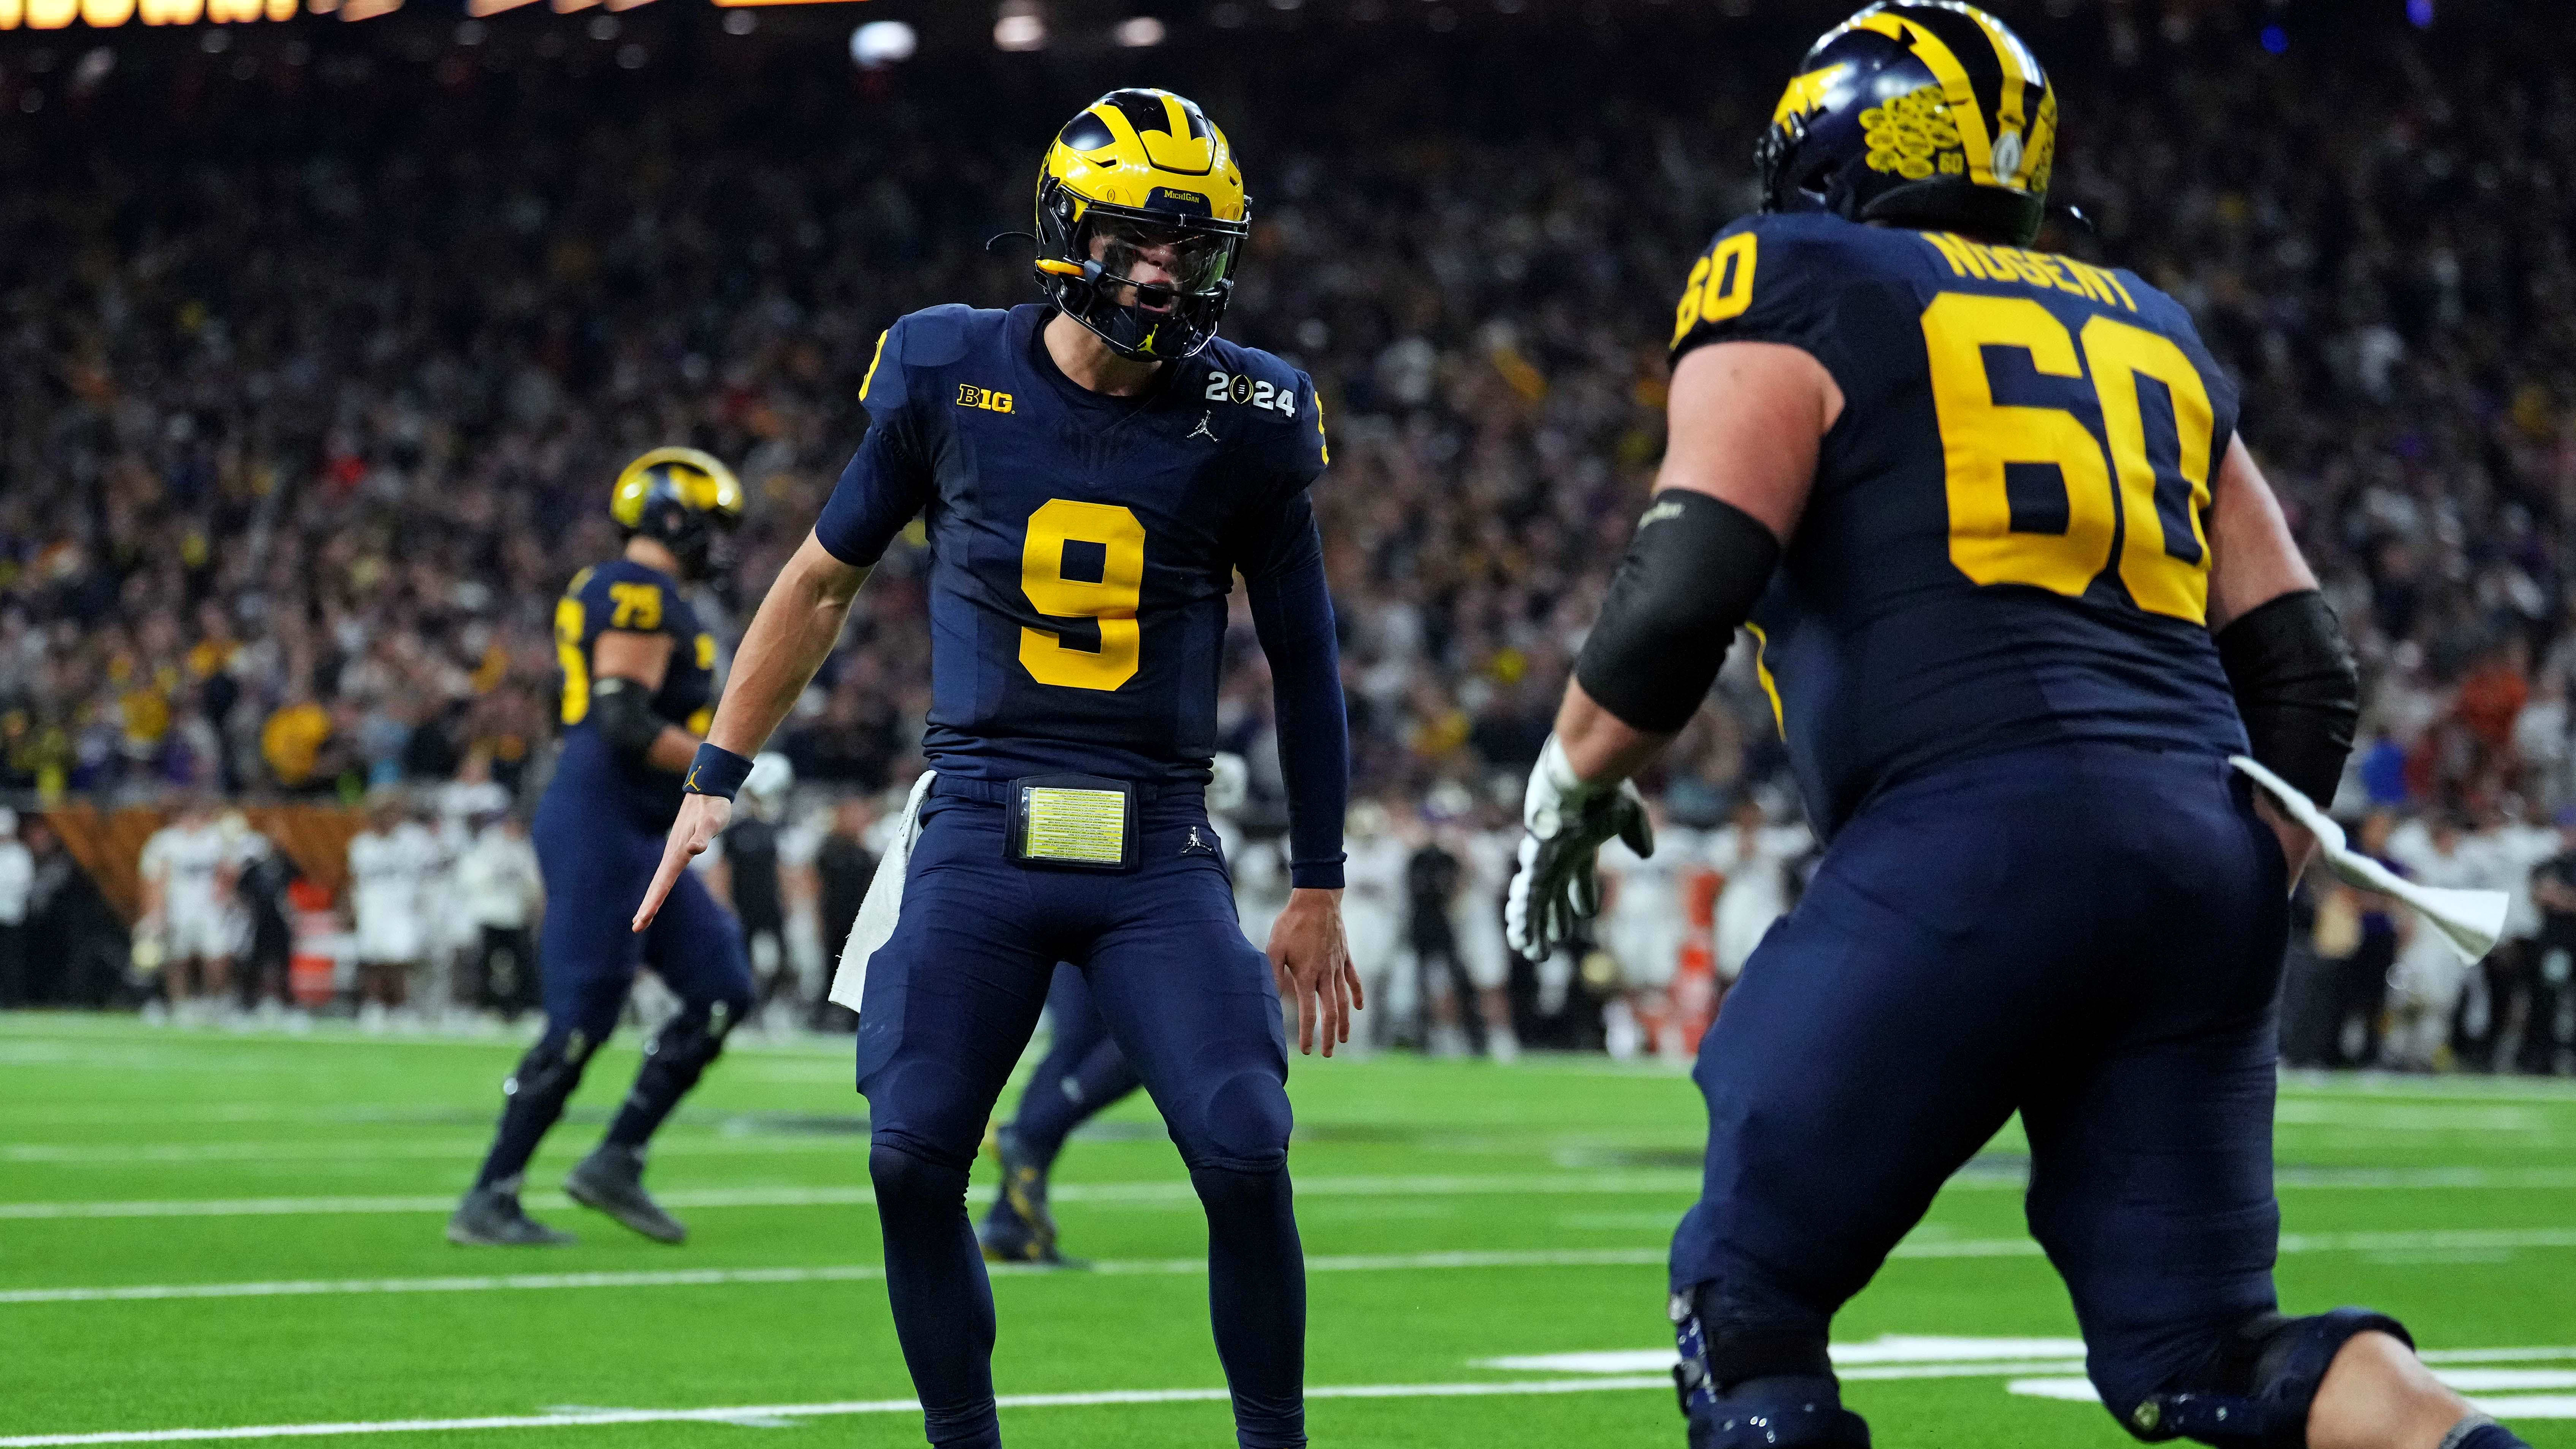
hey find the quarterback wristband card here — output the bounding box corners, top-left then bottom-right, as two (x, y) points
(1006, 774), (1138, 872)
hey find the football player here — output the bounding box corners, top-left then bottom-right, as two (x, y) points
(634, 89), (1355, 1449)
(1506, 7), (2534, 1449)
(447, 448), (753, 1248)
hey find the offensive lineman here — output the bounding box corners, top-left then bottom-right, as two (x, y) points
(634, 90), (1358, 1449)
(1506, 7), (2534, 1449)
(447, 449), (755, 1248)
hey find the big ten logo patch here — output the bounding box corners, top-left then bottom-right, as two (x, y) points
(956, 384), (1016, 414)
(1203, 370), (1298, 418)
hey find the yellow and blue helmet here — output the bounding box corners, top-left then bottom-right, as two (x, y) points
(610, 447), (744, 580)
(1756, 2), (2056, 246)
(1033, 88), (1250, 362)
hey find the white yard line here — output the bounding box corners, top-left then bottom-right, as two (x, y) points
(10, 1229), (2574, 1308)
(0, 1377), (1679, 1447)
(16, 1160), (2576, 1221)
(0, 1173), (1701, 1221)
(0, 1248), (1669, 1305)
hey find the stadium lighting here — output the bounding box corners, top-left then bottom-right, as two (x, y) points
(465, 0), (541, 15)
(1114, 14), (1163, 45)
(2407, 0), (2433, 26)
(851, 18), (916, 67)
(994, 0), (1046, 50)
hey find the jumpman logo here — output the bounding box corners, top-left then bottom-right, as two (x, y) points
(1187, 411), (1217, 442)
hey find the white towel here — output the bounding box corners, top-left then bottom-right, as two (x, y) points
(827, 770), (937, 1016)
(2230, 755), (2507, 967)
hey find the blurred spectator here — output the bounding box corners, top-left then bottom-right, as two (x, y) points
(457, 814), (544, 1020)
(0, 809), (29, 1006)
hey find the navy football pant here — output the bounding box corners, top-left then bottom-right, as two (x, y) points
(853, 789), (1301, 1449)
(1672, 745), (2289, 1423)
(1006, 964), (1146, 1167)
(472, 804), (753, 1191)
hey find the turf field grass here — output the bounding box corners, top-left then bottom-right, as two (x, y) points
(2, 1011), (2571, 1447)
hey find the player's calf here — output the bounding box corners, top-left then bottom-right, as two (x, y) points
(1669, 1286), (1869, 1449)
(2110, 1309), (2530, 1449)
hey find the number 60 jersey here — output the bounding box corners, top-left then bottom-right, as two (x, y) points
(814, 302), (1328, 788)
(1672, 212), (2250, 840)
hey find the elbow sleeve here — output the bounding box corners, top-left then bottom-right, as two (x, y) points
(588, 678), (668, 763)
(1573, 491), (1782, 734)
(2215, 589), (2360, 810)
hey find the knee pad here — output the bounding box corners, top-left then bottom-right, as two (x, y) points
(1178, 1068), (1291, 1173)
(503, 1028), (599, 1112)
(639, 1001), (737, 1080)
(867, 1140), (969, 1218)
(2120, 1308), (2414, 1448)
(1672, 1287), (1867, 1449)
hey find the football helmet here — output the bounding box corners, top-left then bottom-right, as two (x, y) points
(610, 447), (744, 581)
(1756, 2), (2057, 246)
(1034, 88), (1249, 362)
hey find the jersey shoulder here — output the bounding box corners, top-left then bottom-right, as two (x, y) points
(575, 558), (687, 637)
(1668, 212), (1909, 367)
(860, 303), (1016, 415)
(1190, 336), (1328, 487)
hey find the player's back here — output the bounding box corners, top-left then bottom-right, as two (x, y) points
(1670, 212), (2248, 837)
(544, 556), (717, 833)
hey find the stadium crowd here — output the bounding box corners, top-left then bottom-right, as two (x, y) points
(0, 3), (2570, 1065)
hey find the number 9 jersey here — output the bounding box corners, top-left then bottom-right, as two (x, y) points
(812, 302), (1328, 788)
(1671, 212), (2248, 839)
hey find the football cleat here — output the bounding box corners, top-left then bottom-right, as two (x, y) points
(446, 1187), (576, 1248)
(977, 1128), (1086, 1268)
(564, 1145), (687, 1244)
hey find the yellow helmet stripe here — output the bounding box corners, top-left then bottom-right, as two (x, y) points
(1854, 11), (1997, 186)
(1961, 4), (2046, 181)
(1771, 62), (1852, 127)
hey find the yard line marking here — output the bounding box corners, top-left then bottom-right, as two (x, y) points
(11, 1161), (2576, 1221)
(0, 1376), (1682, 1446)
(2008, 1378), (2576, 1419)
(0, 1249), (1669, 1305)
(11, 1231), (2573, 1308)
(0, 1173), (1701, 1220)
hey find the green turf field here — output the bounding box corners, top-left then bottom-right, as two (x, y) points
(2, 1012), (2570, 1448)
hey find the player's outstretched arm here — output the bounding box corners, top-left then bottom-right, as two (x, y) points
(633, 532), (870, 932)
(1508, 341), (1835, 961)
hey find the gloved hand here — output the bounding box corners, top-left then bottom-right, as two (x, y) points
(1505, 735), (1653, 962)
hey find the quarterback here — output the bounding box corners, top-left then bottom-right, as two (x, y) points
(635, 89), (1357, 1449)
(1508, 7), (2535, 1449)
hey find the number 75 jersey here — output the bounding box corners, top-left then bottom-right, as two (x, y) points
(1670, 212), (2249, 839)
(814, 302), (1329, 788)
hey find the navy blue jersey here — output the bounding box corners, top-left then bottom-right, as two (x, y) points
(815, 303), (1328, 788)
(1669, 212), (2248, 838)
(547, 556), (718, 829)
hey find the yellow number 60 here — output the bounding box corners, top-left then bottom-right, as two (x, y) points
(1019, 499), (1146, 691)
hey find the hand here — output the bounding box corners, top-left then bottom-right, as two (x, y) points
(1506, 738), (1654, 962)
(2253, 794), (2316, 894)
(633, 792), (732, 932)
(1267, 887), (1362, 1057)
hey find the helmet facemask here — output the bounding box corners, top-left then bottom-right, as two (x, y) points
(1037, 182), (1244, 362)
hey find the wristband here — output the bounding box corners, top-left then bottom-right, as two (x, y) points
(683, 743), (755, 800)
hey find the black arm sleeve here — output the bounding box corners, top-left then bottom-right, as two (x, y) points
(1573, 491), (1783, 734)
(588, 677), (667, 763)
(2214, 588), (2360, 809)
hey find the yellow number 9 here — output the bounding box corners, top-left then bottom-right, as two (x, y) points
(1019, 499), (1146, 691)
